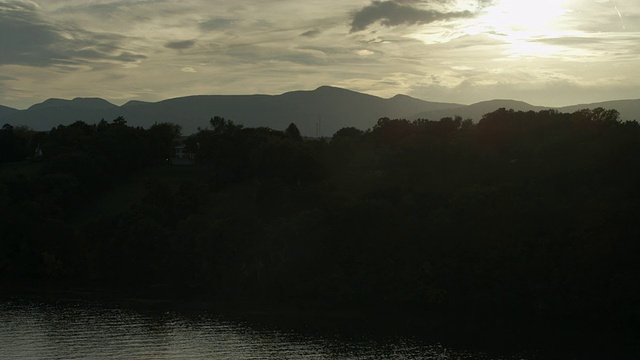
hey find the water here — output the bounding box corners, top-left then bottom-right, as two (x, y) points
(0, 298), (527, 360)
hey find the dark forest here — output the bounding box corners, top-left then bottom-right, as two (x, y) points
(1, 108), (639, 340)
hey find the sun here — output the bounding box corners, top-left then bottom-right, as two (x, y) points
(484, 0), (571, 33)
(407, 0), (573, 51)
(470, 0), (572, 57)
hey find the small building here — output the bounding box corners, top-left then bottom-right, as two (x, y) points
(168, 145), (194, 165)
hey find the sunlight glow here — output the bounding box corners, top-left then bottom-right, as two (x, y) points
(464, 0), (572, 58)
(500, 38), (558, 59)
(485, 0), (571, 32)
(409, 0), (574, 58)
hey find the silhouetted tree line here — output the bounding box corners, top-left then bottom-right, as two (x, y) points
(0, 117), (181, 278)
(1, 108), (639, 333)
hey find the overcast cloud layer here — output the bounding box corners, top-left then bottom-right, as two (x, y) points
(1, 0), (639, 109)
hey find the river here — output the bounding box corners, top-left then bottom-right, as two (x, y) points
(0, 297), (630, 360)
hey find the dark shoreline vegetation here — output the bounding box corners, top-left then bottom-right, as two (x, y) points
(2, 108), (640, 348)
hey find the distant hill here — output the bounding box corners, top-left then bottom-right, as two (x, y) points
(0, 105), (18, 118)
(413, 99), (551, 122)
(28, 97), (119, 111)
(558, 99), (640, 121)
(1, 87), (639, 135)
(7, 98), (122, 131)
(0, 87), (462, 136)
(413, 99), (640, 123)
(113, 86), (464, 136)
(121, 100), (153, 108)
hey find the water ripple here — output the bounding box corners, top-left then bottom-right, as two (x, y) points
(0, 300), (520, 360)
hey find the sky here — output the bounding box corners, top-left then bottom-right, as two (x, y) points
(1, 0), (639, 109)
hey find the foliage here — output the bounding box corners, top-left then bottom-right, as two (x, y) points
(285, 122), (302, 141)
(1, 110), (639, 334)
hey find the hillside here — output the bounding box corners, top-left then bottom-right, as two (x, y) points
(413, 100), (551, 122)
(0, 105), (18, 118)
(558, 99), (640, 121)
(2, 87), (639, 135)
(7, 98), (122, 131)
(413, 99), (640, 123)
(0, 86), (462, 136)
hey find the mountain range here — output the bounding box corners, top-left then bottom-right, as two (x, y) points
(1, 86), (639, 136)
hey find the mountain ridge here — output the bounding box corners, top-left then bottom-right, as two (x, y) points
(412, 99), (552, 122)
(0, 104), (18, 117)
(2, 86), (639, 135)
(28, 97), (119, 111)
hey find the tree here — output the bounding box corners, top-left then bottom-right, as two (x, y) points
(0, 124), (35, 163)
(332, 127), (363, 142)
(285, 123), (302, 141)
(582, 107), (620, 124)
(148, 122), (182, 161)
(210, 116), (242, 135)
(112, 116), (127, 126)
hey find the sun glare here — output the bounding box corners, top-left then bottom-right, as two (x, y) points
(485, 0), (571, 32)
(471, 0), (572, 57)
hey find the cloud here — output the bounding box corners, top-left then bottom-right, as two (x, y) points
(0, 0), (64, 66)
(350, 1), (473, 32)
(356, 49), (375, 56)
(199, 18), (236, 31)
(0, 0), (146, 67)
(407, 74), (640, 107)
(530, 34), (636, 46)
(300, 29), (321, 37)
(523, 33), (640, 62)
(165, 40), (196, 50)
(225, 44), (331, 66)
